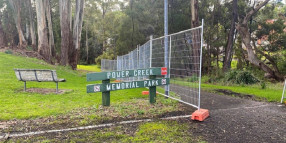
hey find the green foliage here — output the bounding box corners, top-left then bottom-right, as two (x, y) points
(187, 75), (199, 82)
(95, 51), (115, 65)
(225, 70), (260, 85)
(236, 71), (260, 84)
(261, 81), (266, 89)
(4, 50), (12, 54)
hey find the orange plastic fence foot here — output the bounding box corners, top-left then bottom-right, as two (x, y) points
(191, 109), (209, 121)
(114, 80), (121, 82)
(142, 91), (159, 95)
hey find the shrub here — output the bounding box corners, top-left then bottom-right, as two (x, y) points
(187, 75), (199, 82)
(95, 51), (115, 65)
(261, 81), (266, 89)
(224, 70), (259, 85)
(5, 50), (12, 54)
(236, 71), (259, 84)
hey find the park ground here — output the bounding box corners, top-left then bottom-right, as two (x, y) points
(0, 51), (286, 142)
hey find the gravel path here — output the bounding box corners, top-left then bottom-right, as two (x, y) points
(191, 91), (286, 143)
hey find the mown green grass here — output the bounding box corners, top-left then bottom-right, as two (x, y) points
(0, 52), (151, 120)
(77, 64), (101, 72)
(172, 79), (283, 102)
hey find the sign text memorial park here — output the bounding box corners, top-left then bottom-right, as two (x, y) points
(86, 67), (169, 106)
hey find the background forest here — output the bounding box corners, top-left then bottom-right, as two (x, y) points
(0, 0), (285, 82)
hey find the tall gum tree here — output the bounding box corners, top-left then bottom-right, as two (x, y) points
(36, 0), (50, 62)
(191, 0), (200, 75)
(69, 0), (85, 69)
(236, 0), (284, 81)
(59, 0), (71, 66)
(0, 13), (6, 47)
(45, 0), (55, 57)
(8, 0), (26, 47)
(223, 0), (238, 71)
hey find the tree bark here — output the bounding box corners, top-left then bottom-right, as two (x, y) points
(36, 0), (50, 62)
(236, 0), (284, 81)
(0, 14), (6, 47)
(45, 0), (55, 57)
(59, 0), (71, 66)
(27, 0), (36, 49)
(223, 0), (238, 71)
(69, 0), (85, 70)
(191, 0), (200, 75)
(8, 0), (27, 47)
(86, 24), (89, 63)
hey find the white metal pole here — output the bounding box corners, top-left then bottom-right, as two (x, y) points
(281, 79), (286, 103)
(164, 0), (169, 96)
(167, 36), (172, 97)
(198, 19), (204, 110)
(150, 35), (153, 68)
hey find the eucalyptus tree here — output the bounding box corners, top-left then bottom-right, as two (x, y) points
(8, 0), (26, 47)
(236, 0), (284, 81)
(35, 0), (50, 62)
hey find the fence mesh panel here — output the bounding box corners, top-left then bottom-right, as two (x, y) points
(101, 25), (203, 109)
(101, 59), (117, 71)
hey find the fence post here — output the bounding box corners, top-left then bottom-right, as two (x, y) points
(198, 19), (204, 110)
(102, 79), (110, 106)
(150, 35), (153, 68)
(149, 75), (156, 103)
(281, 79), (286, 103)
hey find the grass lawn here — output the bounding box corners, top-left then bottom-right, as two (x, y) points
(77, 64), (101, 72)
(0, 52), (179, 121)
(172, 79), (283, 102)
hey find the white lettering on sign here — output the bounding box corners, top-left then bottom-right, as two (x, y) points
(106, 84), (111, 91)
(150, 69), (154, 75)
(126, 71), (130, 77)
(116, 84), (121, 90)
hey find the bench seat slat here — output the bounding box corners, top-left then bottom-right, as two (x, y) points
(14, 69), (66, 82)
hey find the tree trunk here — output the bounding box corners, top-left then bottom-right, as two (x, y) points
(236, 0), (284, 81)
(223, 0), (238, 71)
(0, 14), (6, 47)
(69, 0), (85, 69)
(86, 24), (89, 63)
(45, 0), (55, 57)
(8, 0), (26, 47)
(36, 0), (50, 62)
(191, 0), (200, 75)
(27, 0), (36, 49)
(59, 0), (71, 66)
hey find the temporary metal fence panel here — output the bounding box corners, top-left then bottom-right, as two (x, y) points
(101, 59), (117, 71)
(101, 21), (204, 109)
(151, 25), (203, 109)
(281, 79), (286, 103)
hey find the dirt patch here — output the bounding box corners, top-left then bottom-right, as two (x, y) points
(0, 47), (45, 61)
(23, 88), (72, 94)
(215, 89), (267, 101)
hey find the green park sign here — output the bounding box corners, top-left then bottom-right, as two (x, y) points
(87, 78), (169, 93)
(87, 67), (168, 81)
(86, 67), (169, 106)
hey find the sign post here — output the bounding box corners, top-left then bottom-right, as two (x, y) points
(149, 75), (156, 104)
(86, 67), (169, 106)
(102, 79), (110, 106)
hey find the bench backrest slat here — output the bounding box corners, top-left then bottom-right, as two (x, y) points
(14, 69), (58, 82)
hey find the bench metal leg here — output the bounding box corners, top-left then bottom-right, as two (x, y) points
(56, 82), (58, 94)
(24, 81), (26, 92)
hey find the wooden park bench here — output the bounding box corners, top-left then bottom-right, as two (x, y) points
(14, 69), (66, 93)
